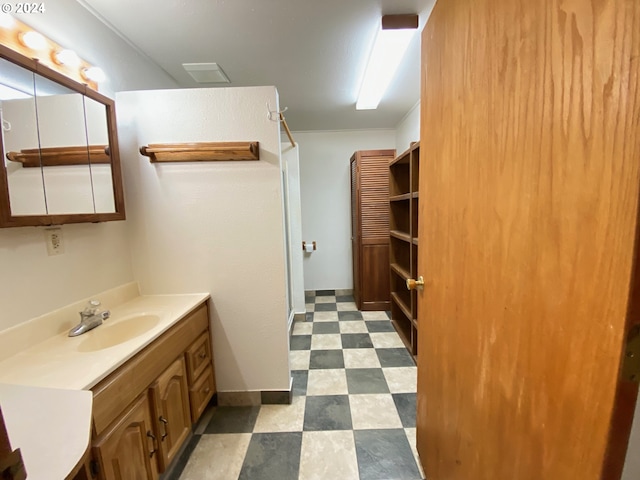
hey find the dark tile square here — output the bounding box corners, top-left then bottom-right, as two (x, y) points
(336, 294), (355, 303)
(354, 429), (421, 480)
(304, 312), (314, 322)
(346, 368), (389, 394)
(312, 322), (340, 334)
(309, 350), (345, 369)
(341, 333), (373, 349)
(303, 395), (352, 431)
(204, 406), (260, 434)
(292, 370), (308, 396)
(316, 289), (335, 296)
(376, 348), (415, 367)
(290, 335), (312, 351)
(315, 303), (337, 312)
(338, 311), (363, 321)
(239, 432), (302, 480)
(393, 393), (417, 428)
(365, 321), (396, 333)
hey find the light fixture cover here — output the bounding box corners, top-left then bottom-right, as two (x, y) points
(356, 14), (418, 110)
(183, 63), (231, 84)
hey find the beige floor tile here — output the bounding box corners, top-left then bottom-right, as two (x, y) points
(292, 322), (313, 335)
(306, 369), (348, 395)
(405, 427), (426, 479)
(290, 350), (310, 370)
(313, 311), (340, 322)
(361, 311), (390, 321)
(337, 302), (358, 311)
(339, 321), (368, 334)
(311, 334), (342, 350)
(370, 332), (406, 348)
(343, 349), (382, 369)
(253, 396), (305, 432)
(349, 394), (403, 429)
(383, 367), (417, 393)
(316, 296), (337, 303)
(299, 431), (359, 480)
(179, 433), (251, 480)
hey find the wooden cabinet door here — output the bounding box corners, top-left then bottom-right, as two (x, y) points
(149, 356), (191, 473)
(93, 393), (158, 480)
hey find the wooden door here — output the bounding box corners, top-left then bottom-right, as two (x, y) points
(149, 356), (191, 473)
(416, 1), (640, 479)
(93, 393), (159, 480)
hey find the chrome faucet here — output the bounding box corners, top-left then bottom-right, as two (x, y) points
(68, 300), (111, 337)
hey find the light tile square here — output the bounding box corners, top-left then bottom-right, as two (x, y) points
(311, 333), (342, 350)
(339, 321), (368, 334)
(337, 302), (358, 311)
(349, 394), (403, 430)
(361, 311), (391, 321)
(292, 322), (313, 335)
(179, 433), (251, 480)
(313, 311), (340, 322)
(306, 369), (348, 395)
(343, 349), (382, 369)
(315, 296), (337, 303)
(383, 367), (417, 393)
(405, 428), (426, 480)
(370, 332), (406, 348)
(253, 396), (306, 433)
(299, 431), (359, 480)
(290, 350), (310, 370)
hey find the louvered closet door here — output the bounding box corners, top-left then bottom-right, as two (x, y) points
(353, 150), (394, 311)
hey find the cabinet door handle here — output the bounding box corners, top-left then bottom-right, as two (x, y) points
(159, 416), (169, 441)
(146, 430), (157, 458)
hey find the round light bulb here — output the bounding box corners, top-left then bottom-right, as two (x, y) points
(55, 49), (81, 68)
(0, 13), (15, 29)
(82, 66), (106, 83)
(20, 31), (47, 50)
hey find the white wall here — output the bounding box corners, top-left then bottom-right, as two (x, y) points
(395, 101), (420, 153)
(14, 0), (178, 98)
(282, 143), (305, 317)
(0, 5), (176, 333)
(117, 86), (290, 393)
(296, 129), (396, 291)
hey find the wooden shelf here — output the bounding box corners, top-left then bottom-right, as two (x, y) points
(390, 230), (412, 243)
(390, 263), (411, 280)
(139, 142), (260, 163)
(6, 145), (110, 168)
(390, 193), (412, 202)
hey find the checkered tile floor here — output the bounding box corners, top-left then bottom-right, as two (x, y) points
(174, 290), (424, 480)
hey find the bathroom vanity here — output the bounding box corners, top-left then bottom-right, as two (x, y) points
(0, 287), (215, 480)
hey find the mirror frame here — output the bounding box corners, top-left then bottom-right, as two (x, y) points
(0, 44), (125, 227)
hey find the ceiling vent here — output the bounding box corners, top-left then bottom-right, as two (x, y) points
(182, 63), (231, 84)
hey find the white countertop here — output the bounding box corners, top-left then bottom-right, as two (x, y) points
(0, 291), (210, 479)
(0, 384), (92, 480)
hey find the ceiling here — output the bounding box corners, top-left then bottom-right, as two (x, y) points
(77, 0), (434, 132)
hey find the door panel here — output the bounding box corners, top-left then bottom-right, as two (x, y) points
(416, 1), (640, 479)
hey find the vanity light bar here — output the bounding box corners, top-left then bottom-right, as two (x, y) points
(0, 15), (103, 91)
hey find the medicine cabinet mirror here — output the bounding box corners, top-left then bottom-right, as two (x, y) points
(0, 45), (125, 227)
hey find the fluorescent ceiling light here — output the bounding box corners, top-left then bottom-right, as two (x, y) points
(356, 15), (418, 110)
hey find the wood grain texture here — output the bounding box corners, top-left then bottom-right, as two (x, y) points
(416, 0), (640, 479)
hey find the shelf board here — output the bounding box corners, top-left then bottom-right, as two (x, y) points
(390, 263), (411, 280)
(6, 145), (110, 168)
(390, 193), (412, 202)
(139, 141), (259, 162)
(412, 237), (419, 245)
(391, 292), (412, 319)
(390, 230), (412, 243)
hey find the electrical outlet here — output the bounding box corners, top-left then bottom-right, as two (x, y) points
(44, 228), (65, 256)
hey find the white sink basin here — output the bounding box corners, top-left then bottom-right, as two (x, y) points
(76, 315), (160, 352)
